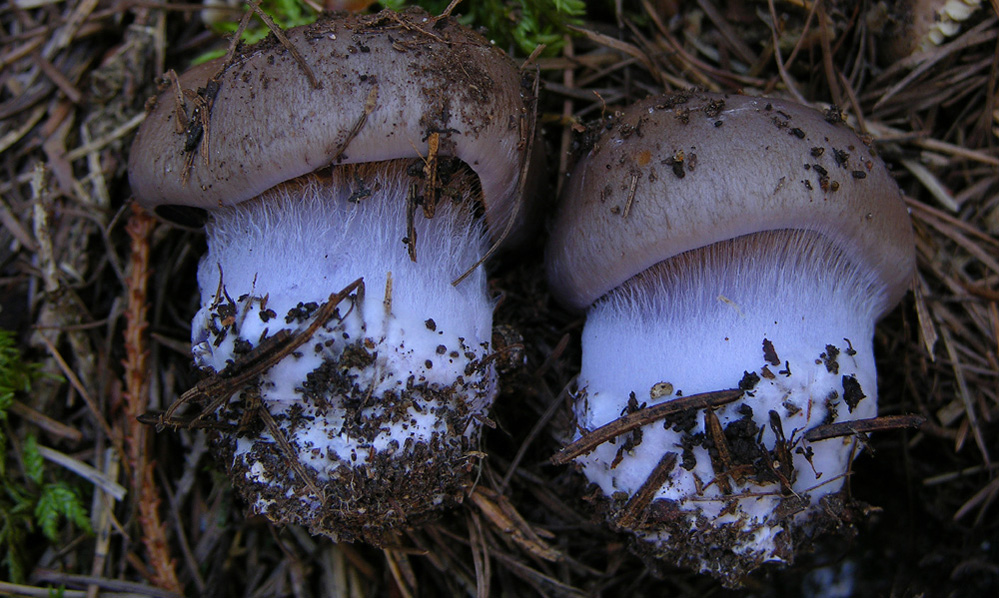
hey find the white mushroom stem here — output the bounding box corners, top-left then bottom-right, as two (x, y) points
(188, 160), (496, 538)
(574, 230), (883, 575)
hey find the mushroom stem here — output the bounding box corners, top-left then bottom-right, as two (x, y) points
(574, 230), (881, 580)
(190, 159), (496, 543)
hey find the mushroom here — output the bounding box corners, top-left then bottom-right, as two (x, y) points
(881, 0), (983, 61)
(546, 91), (915, 584)
(128, 8), (539, 544)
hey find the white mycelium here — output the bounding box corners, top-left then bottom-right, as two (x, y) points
(189, 161), (495, 542)
(575, 230), (882, 580)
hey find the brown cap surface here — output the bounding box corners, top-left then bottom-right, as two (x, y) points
(546, 91), (915, 315)
(128, 8), (537, 242)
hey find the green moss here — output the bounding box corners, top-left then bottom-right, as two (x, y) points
(0, 330), (88, 584)
(195, 0), (586, 64)
(382, 0), (586, 54)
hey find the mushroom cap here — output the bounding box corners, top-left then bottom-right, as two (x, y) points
(546, 91), (915, 315)
(128, 8), (537, 243)
(882, 0), (978, 61)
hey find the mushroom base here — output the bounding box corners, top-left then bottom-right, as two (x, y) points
(189, 160), (496, 542)
(586, 485), (866, 588)
(209, 325), (492, 545)
(571, 230), (884, 585)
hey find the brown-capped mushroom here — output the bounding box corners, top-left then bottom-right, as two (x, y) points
(129, 8), (539, 545)
(882, 0), (983, 61)
(546, 91), (915, 584)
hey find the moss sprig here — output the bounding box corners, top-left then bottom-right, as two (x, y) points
(0, 330), (90, 584)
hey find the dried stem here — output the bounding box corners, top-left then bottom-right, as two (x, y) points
(123, 203), (182, 593)
(802, 414), (926, 442)
(551, 389), (743, 465)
